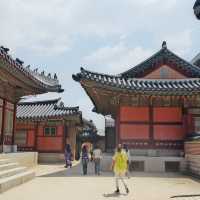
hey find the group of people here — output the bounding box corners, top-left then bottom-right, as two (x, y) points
(80, 144), (103, 175)
(64, 143), (130, 194)
(64, 143), (103, 175)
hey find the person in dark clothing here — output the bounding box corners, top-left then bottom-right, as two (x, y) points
(81, 145), (89, 175)
(64, 144), (73, 168)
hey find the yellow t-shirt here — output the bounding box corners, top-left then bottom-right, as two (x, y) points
(112, 151), (128, 175)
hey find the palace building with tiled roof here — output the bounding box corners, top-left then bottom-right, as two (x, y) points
(73, 41), (200, 172)
(0, 46), (63, 153)
(15, 98), (98, 162)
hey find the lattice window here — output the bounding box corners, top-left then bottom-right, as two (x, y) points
(15, 130), (27, 145)
(44, 127), (56, 136)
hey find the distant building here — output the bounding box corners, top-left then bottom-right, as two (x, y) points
(16, 99), (100, 162)
(0, 46), (63, 153)
(16, 98), (81, 162)
(76, 119), (104, 159)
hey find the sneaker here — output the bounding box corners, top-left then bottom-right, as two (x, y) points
(115, 188), (120, 194)
(126, 187), (129, 194)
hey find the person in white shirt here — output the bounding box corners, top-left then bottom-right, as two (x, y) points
(93, 144), (102, 175)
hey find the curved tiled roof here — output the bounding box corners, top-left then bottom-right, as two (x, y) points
(17, 98), (80, 120)
(120, 42), (200, 78)
(73, 42), (200, 95)
(192, 52), (200, 67)
(0, 46), (63, 93)
(73, 67), (200, 95)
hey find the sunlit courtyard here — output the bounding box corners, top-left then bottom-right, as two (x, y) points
(0, 163), (200, 200)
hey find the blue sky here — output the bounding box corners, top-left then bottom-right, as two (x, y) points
(0, 0), (199, 134)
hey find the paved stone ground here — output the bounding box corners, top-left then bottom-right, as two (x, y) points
(0, 162), (200, 200)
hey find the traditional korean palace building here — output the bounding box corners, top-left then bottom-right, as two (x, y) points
(0, 46), (63, 153)
(15, 98), (82, 162)
(73, 42), (200, 172)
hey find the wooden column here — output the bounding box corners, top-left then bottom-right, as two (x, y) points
(11, 103), (17, 145)
(67, 123), (77, 160)
(149, 96), (154, 147)
(35, 121), (39, 152)
(149, 105), (154, 146)
(62, 120), (67, 152)
(115, 107), (120, 146)
(0, 100), (6, 150)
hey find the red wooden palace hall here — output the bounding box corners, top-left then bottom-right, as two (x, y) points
(73, 42), (200, 159)
(0, 46), (63, 153)
(15, 98), (82, 161)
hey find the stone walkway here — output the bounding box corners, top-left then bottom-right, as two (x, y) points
(0, 162), (200, 200)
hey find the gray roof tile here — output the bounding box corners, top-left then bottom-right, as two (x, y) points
(17, 99), (80, 120)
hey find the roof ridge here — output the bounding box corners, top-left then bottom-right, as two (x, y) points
(54, 105), (79, 111)
(191, 52), (200, 64)
(167, 48), (200, 72)
(120, 42), (200, 78)
(81, 67), (120, 77)
(18, 98), (61, 105)
(120, 48), (163, 77)
(0, 46), (63, 93)
(127, 78), (200, 83)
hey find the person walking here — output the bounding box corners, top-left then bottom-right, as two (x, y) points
(64, 144), (73, 168)
(93, 144), (102, 175)
(111, 144), (129, 194)
(123, 144), (131, 178)
(81, 145), (89, 175)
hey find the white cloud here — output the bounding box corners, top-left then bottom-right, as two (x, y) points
(128, 0), (177, 8)
(83, 41), (153, 74)
(161, 30), (192, 56)
(0, 0), (180, 55)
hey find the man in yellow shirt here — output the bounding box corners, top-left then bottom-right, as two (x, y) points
(111, 144), (129, 194)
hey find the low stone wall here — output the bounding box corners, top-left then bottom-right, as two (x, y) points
(184, 141), (200, 177)
(0, 152), (38, 168)
(101, 153), (184, 172)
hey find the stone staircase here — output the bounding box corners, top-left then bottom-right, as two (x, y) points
(0, 158), (35, 193)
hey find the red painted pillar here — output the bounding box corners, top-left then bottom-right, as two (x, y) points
(1, 100), (6, 150)
(115, 107), (120, 146)
(11, 103), (17, 145)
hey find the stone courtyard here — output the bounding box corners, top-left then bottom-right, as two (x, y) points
(0, 162), (200, 200)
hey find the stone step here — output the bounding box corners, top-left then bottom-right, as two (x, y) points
(0, 170), (35, 193)
(0, 167), (27, 179)
(0, 159), (12, 165)
(0, 163), (19, 171)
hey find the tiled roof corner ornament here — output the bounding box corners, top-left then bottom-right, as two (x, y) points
(0, 45), (64, 93)
(162, 41), (167, 49)
(33, 68), (38, 73)
(0, 46), (9, 53)
(26, 65), (30, 70)
(194, 0), (200, 20)
(48, 73), (51, 78)
(54, 73), (57, 80)
(16, 58), (24, 65)
(59, 101), (64, 108)
(41, 71), (45, 76)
